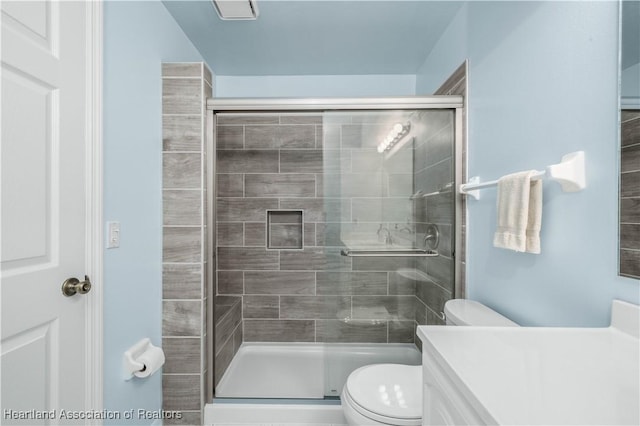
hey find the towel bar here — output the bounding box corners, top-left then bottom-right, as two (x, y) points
(459, 151), (585, 200)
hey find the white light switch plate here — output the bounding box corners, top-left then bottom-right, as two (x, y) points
(107, 221), (120, 248)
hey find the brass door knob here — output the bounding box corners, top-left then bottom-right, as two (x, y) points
(61, 275), (92, 297)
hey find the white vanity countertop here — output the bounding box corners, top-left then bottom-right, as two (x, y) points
(417, 318), (639, 425)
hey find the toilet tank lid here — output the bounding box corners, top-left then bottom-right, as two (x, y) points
(444, 299), (519, 326)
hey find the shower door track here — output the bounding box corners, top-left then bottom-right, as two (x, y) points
(204, 95), (466, 403)
(206, 95), (463, 111)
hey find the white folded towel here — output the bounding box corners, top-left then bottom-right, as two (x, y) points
(493, 170), (543, 253)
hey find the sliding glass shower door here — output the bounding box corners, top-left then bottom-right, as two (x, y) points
(320, 109), (457, 396)
(210, 98), (461, 400)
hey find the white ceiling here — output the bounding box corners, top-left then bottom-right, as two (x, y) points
(163, 0), (464, 76)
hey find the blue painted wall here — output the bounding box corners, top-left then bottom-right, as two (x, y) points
(103, 1), (205, 423)
(215, 74), (416, 97)
(417, 1), (640, 326)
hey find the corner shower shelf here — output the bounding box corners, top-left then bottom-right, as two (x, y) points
(340, 248), (438, 257)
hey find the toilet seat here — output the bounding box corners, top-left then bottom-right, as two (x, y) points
(342, 364), (422, 426)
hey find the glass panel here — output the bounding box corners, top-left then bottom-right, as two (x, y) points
(321, 109), (456, 397)
(211, 107), (457, 400)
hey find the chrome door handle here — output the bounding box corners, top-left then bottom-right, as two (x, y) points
(61, 275), (92, 297)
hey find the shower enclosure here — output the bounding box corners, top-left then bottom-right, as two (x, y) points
(207, 97), (463, 401)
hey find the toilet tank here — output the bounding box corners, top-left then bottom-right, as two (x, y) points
(444, 299), (518, 326)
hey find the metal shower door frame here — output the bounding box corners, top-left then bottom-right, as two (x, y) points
(205, 96), (465, 400)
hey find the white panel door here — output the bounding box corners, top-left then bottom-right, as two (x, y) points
(1, 1), (89, 423)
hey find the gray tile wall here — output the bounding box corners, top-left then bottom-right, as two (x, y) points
(162, 62), (212, 424)
(621, 110), (640, 279)
(214, 108), (460, 382)
(411, 61), (468, 350)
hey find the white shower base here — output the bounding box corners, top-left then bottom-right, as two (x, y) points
(215, 342), (421, 399)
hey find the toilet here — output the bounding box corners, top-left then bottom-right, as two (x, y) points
(341, 299), (518, 425)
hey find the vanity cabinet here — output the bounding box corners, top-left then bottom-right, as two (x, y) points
(422, 348), (488, 425)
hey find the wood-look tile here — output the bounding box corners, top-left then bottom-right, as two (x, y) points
(424, 125), (454, 168)
(352, 255), (413, 272)
(163, 153), (201, 189)
(217, 115), (279, 125)
(217, 150), (279, 173)
(162, 374), (202, 411)
(244, 222), (267, 247)
(217, 271), (243, 294)
(341, 124), (385, 149)
(621, 171), (640, 198)
(163, 264), (202, 299)
(426, 191), (454, 224)
(269, 223), (303, 248)
(217, 247), (279, 270)
(425, 255), (454, 291)
(215, 300), (241, 348)
(163, 227), (201, 262)
(163, 79), (202, 115)
(319, 124), (341, 149)
(277, 125), (316, 149)
(388, 271), (416, 295)
(351, 296), (415, 321)
(162, 410), (203, 426)
(163, 300), (202, 336)
(163, 338), (200, 374)
(244, 174), (316, 198)
(164, 410), (202, 426)
(434, 61), (466, 95)
(280, 247), (351, 271)
(389, 321), (415, 343)
(620, 224), (640, 250)
(244, 125), (316, 149)
(351, 150), (383, 173)
(340, 173), (385, 197)
(416, 158), (452, 195)
(304, 223), (316, 246)
(622, 115), (640, 147)
(217, 198), (277, 222)
(163, 190), (201, 226)
(162, 63), (202, 78)
(622, 110), (640, 123)
(280, 296), (351, 319)
(415, 299), (428, 325)
(621, 198), (640, 223)
(280, 150), (325, 173)
(279, 198), (350, 222)
(316, 320), (387, 343)
(216, 126), (244, 150)
(203, 65), (213, 85)
(243, 295), (279, 318)
(622, 144), (640, 173)
(217, 174), (244, 197)
(163, 115), (202, 151)
(243, 320), (315, 342)
(244, 271), (315, 295)
(215, 335), (234, 387)
(316, 272), (387, 295)
(217, 222), (243, 246)
(233, 321), (243, 354)
(620, 249), (640, 278)
(416, 278), (451, 315)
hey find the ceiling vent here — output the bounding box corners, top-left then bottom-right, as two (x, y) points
(212, 0), (259, 20)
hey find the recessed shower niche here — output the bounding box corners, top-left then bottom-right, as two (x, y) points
(267, 210), (304, 250)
